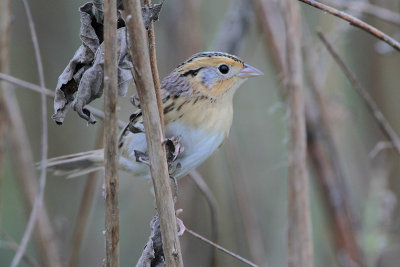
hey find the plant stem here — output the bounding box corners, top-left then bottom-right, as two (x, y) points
(284, 1), (314, 266)
(103, 0), (120, 266)
(122, 0), (183, 266)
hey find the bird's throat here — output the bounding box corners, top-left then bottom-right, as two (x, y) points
(164, 94), (234, 136)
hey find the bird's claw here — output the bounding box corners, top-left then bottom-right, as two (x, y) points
(176, 210), (186, 236)
(134, 150), (150, 165)
(165, 136), (184, 163)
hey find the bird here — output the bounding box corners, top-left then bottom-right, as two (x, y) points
(46, 51), (263, 179)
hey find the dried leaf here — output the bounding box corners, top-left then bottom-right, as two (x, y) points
(142, 2), (164, 30)
(52, 1), (164, 124)
(136, 216), (165, 267)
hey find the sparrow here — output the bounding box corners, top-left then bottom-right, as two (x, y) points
(46, 52), (263, 179)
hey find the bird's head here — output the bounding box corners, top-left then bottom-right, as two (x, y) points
(163, 52), (263, 100)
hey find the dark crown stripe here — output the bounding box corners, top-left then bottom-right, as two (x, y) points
(176, 51), (243, 69)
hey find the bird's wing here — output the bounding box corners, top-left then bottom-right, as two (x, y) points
(118, 71), (192, 152)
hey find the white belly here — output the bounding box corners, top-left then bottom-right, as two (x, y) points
(120, 121), (226, 179)
(165, 121), (226, 178)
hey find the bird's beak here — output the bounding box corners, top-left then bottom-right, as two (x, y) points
(238, 63), (264, 78)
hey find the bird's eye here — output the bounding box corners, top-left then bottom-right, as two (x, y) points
(218, 64), (230, 74)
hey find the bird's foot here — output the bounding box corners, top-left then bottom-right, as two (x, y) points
(176, 209), (186, 236)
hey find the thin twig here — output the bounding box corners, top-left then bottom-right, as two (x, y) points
(189, 170), (219, 243)
(298, 0), (400, 52)
(0, 3), (61, 265)
(0, 72), (126, 128)
(323, 0), (400, 26)
(11, 0), (49, 265)
(0, 47), (62, 267)
(144, 0), (164, 133)
(369, 141), (394, 159)
(69, 125), (104, 267)
(103, 0), (120, 266)
(4, 89), (62, 267)
(122, 0), (183, 266)
(284, 1), (314, 266)
(185, 228), (259, 267)
(317, 31), (400, 156)
(0, 72), (53, 96)
(0, 240), (40, 267)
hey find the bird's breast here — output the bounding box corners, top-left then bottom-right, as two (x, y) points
(165, 121), (227, 178)
(162, 96), (234, 177)
(120, 96), (234, 179)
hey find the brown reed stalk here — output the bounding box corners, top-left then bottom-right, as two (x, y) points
(253, 0), (364, 264)
(122, 0), (183, 266)
(143, 0), (164, 132)
(103, 0), (120, 266)
(284, 1), (314, 266)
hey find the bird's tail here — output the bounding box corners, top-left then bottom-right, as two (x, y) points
(44, 149), (104, 178)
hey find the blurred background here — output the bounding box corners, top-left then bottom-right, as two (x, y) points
(0, 0), (399, 266)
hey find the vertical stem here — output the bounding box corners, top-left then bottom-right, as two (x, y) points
(103, 0), (120, 266)
(254, 0), (362, 264)
(143, 0), (164, 133)
(284, 1), (314, 266)
(122, 0), (183, 266)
